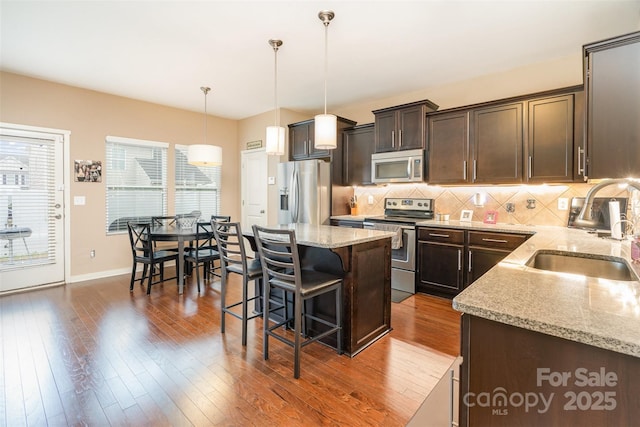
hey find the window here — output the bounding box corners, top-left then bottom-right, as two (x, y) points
(105, 136), (168, 233)
(174, 145), (220, 219)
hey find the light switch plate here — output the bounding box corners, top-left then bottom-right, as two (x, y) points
(74, 196), (86, 205)
(268, 176), (275, 185)
(558, 198), (568, 211)
(368, 195), (374, 205)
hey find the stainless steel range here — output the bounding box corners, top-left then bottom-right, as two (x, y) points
(363, 198), (434, 294)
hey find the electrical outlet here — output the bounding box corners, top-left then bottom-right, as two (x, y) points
(90, 249), (95, 258)
(557, 198), (568, 211)
(368, 195), (374, 205)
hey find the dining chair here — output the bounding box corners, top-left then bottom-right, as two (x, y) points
(207, 215), (231, 278)
(252, 225), (343, 379)
(150, 215), (180, 252)
(212, 220), (263, 346)
(183, 221), (220, 292)
(127, 222), (178, 295)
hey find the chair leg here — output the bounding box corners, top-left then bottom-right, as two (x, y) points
(220, 271), (227, 334)
(263, 281), (270, 360)
(293, 293), (303, 379)
(130, 262), (137, 291)
(195, 261), (201, 293)
(336, 286), (343, 355)
(146, 264), (153, 295)
(241, 276), (249, 346)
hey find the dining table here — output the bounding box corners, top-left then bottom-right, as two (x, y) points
(148, 224), (198, 294)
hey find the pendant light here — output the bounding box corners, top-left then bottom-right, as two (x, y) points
(188, 86), (223, 166)
(266, 39), (285, 156)
(314, 10), (337, 150)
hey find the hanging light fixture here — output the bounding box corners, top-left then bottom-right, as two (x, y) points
(314, 10), (337, 150)
(266, 39), (285, 156)
(188, 86), (222, 166)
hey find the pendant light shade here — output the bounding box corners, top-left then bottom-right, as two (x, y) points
(314, 10), (337, 150)
(266, 39), (286, 156)
(188, 86), (223, 166)
(188, 144), (222, 166)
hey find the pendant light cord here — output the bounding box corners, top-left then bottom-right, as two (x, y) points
(274, 44), (279, 127)
(323, 21), (328, 115)
(201, 86), (210, 145)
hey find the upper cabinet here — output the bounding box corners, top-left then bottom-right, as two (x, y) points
(584, 31), (640, 179)
(373, 100), (438, 153)
(289, 117), (356, 161)
(471, 102), (523, 184)
(526, 94), (575, 183)
(427, 86), (584, 185)
(342, 123), (375, 186)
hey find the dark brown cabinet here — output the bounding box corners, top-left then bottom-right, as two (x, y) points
(460, 315), (640, 426)
(330, 219), (363, 228)
(427, 111), (469, 184)
(526, 94), (574, 182)
(289, 117), (356, 161)
(373, 100), (438, 153)
(472, 102), (523, 184)
(427, 87), (584, 185)
(342, 123), (374, 186)
(584, 31), (640, 179)
(466, 231), (528, 284)
(417, 227), (530, 298)
(417, 228), (465, 297)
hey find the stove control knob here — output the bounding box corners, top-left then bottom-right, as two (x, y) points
(418, 202), (423, 207)
(392, 202), (397, 206)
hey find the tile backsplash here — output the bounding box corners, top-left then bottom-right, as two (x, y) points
(352, 183), (639, 227)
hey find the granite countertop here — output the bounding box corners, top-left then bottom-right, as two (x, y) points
(247, 223), (395, 249)
(448, 222), (640, 357)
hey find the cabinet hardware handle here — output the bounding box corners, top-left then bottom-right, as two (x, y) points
(482, 238), (508, 243)
(463, 160), (467, 180)
(391, 130), (395, 148)
(429, 233), (450, 238)
(473, 160), (477, 181)
(457, 249), (462, 271)
(450, 368), (460, 427)
(577, 147), (585, 175)
(468, 250), (472, 273)
(398, 129), (403, 147)
(528, 155), (532, 179)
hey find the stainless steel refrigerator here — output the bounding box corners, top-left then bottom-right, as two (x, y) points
(277, 160), (331, 225)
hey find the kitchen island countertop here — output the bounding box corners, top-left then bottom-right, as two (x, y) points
(449, 223), (640, 357)
(247, 223), (395, 248)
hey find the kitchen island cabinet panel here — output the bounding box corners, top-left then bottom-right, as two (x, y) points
(460, 315), (640, 426)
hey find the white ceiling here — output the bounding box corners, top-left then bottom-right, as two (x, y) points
(1, 1), (639, 120)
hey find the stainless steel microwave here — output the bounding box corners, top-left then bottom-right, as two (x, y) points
(371, 149), (424, 184)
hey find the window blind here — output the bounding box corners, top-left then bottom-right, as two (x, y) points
(0, 134), (58, 266)
(174, 145), (221, 220)
(105, 136), (168, 233)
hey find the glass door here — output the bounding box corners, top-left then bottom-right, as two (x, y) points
(0, 126), (65, 292)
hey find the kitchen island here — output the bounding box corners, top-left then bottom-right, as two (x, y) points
(452, 225), (640, 425)
(246, 223), (395, 356)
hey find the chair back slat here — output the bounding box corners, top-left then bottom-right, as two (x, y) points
(127, 222), (152, 258)
(151, 216), (177, 228)
(252, 225), (301, 291)
(212, 221), (248, 274)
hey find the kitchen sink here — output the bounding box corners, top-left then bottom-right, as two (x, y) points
(525, 250), (638, 281)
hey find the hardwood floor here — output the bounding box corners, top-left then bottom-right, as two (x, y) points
(0, 269), (461, 426)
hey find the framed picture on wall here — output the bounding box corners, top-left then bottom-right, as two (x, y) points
(460, 209), (473, 222)
(484, 210), (498, 224)
(74, 160), (102, 182)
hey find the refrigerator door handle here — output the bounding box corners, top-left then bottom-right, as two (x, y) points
(291, 169), (299, 222)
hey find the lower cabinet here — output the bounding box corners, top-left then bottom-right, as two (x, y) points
(330, 219), (364, 228)
(460, 315), (640, 426)
(417, 227), (530, 298)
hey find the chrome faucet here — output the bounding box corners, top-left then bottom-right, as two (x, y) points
(574, 178), (640, 228)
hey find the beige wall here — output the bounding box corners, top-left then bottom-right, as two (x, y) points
(0, 71), (239, 279)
